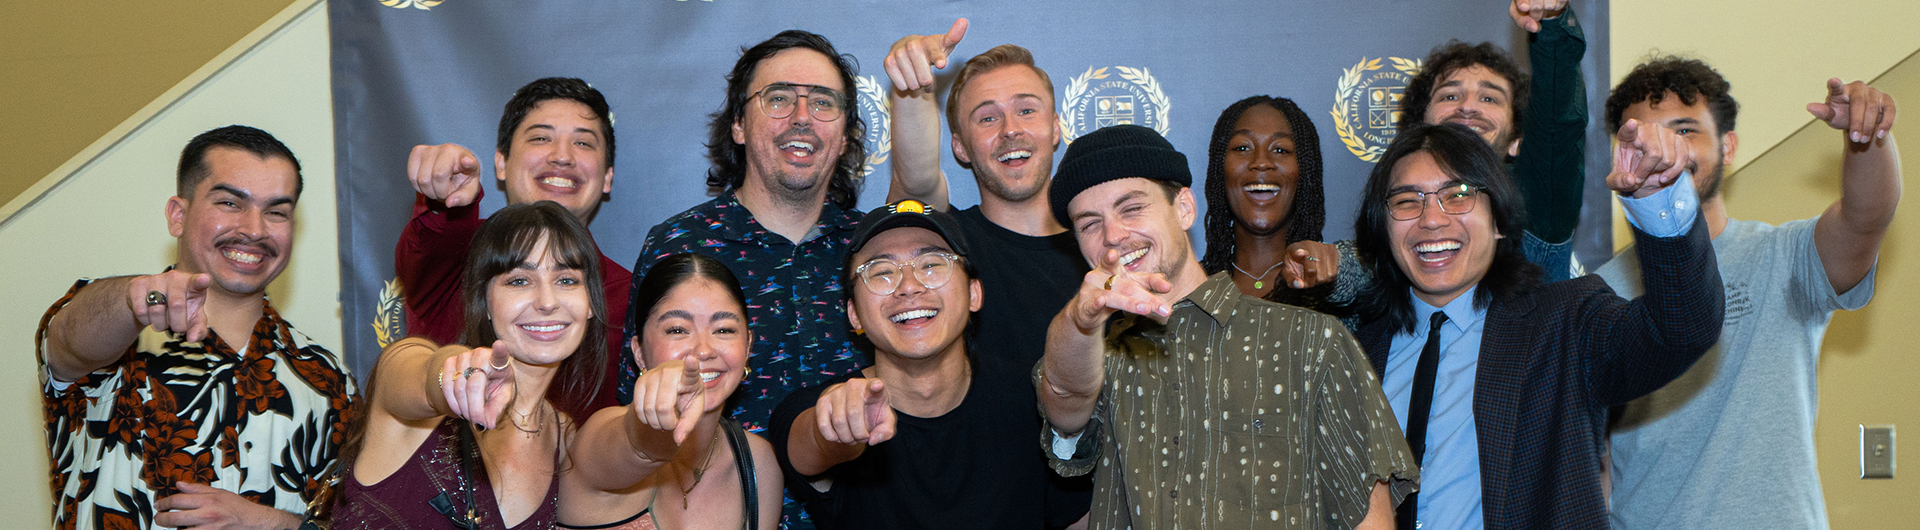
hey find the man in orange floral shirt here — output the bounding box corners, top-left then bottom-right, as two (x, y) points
(36, 125), (356, 530)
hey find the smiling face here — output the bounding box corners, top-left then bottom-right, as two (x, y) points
(1423, 65), (1518, 153)
(952, 65), (1060, 203)
(731, 48), (850, 202)
(1068, 178), (1199, 279)
(632, 278), (752, 408)
(1222, 104), (1300, 237)
(1385, 151), (1500, 307)
(167, 147), (298, 297)
(1619, 91), (1738, 201)
(486, 233), (594, 367)
(495, 99), (614, 221)
(847, 227), (981, 363)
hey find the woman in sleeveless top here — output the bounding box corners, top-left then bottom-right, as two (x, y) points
(558, 253), (783, 530)
(332, 201), (610, 529)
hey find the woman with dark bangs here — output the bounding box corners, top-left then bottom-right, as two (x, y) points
(1199, 96), (1355, 316)
(332, 200), (608, 529)
(558, 252), (782, 530)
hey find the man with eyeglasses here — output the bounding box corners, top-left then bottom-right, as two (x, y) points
(767, 199), (1063, 529)
(1346, 122), (1723, 529)
(1037, 125), (1415, 529)
(630, 30), (869, 529)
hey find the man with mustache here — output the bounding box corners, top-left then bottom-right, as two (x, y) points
(1597, 59), (1900, 530)
(630, 30), (869, 529)
(38, 126), (356, 530)
(395, 77), (628, 417)
(881, 19), (1094, 527)
(1038, 125), (1415, 529)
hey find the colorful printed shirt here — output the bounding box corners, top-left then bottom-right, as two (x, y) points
(37, 278), (358, 530)
(624, 192), (864, 432)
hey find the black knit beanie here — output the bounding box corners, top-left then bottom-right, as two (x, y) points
(1049, 124), (1192, 227)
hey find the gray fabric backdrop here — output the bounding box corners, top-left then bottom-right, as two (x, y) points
(330, 0), (1614, 378)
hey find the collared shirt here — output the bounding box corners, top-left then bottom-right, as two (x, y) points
(625, 192), (864, 432)
(1383, 287), (1489, 530)
(37, 278), (358, 530)
(1041, 272), (1417, 529)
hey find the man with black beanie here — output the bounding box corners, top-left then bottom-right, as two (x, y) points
(1034, 125), (1415, 528)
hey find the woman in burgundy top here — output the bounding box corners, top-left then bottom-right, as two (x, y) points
(332, 200), (610, 529)
(557, 253), (783, 530)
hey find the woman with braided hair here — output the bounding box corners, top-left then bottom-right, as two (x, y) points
(1200, 96), (1356, 313)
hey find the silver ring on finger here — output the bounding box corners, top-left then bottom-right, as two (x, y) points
(1305, 256), (1320, 262)
(146, 291), (168, 306)
(464, 367), (483, 378)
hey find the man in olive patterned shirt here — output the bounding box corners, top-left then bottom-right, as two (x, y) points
(1035, 125), (1415, 529)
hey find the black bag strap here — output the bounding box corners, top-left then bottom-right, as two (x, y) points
(723, 420), (757, 530)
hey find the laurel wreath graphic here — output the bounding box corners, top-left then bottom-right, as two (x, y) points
(855, 75), (892, 177)
(379, 0), (444, 10)
(371, 278), (406, 348)
(1057, 66), (1108, 143)
(1113, 66), (1172, 138)
(1330, 57), (1423, 162)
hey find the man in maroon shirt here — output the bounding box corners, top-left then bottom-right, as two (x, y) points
(394, 77), (629, 417)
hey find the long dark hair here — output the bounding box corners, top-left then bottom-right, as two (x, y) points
(461, 201), (609, 417)
(616, 253), (750, 405)
(705, 30), (866, 210)
(1199, 96), (1329, 307)
(326, 201), (608, 520)
(1354, 123), (1539, 334)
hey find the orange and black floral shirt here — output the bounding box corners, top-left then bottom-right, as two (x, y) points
(36, 278), (358, 530)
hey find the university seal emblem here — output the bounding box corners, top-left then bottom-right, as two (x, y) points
(1331, 57), (1422, 162)
(1058, 66), (1171, 144)
(856, 75), (892, 177)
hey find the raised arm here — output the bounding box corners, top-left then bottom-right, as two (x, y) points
(370, 337), (516, 429)
(567, 359), (708, 492)
(882, 19), (968, 209)
(44, 272), (210, 381)
(1510, 0), (1588, 247)
(1588, 119), (1725, 404)
(783, 377), (895, 478)
(1807, 78), (1901, 293)
(1039, 250), (1172, 434)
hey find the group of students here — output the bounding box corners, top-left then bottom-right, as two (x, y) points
(38, 1), (1902, 529)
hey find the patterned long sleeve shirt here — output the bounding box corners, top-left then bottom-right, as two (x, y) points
(1040, 272), (1417, 529)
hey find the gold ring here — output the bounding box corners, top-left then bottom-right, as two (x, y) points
(1103, 274), (1116, 290)
(489, 358), (510, 371)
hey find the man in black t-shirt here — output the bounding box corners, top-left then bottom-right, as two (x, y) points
(769, 200), (1056, 529)
(881, 22), (1092, 528)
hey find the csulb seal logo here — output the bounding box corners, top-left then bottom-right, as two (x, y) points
(1058, 66), (1171, 144)
(1331, 56), (1422, 162)
(855, 75), (892, 177)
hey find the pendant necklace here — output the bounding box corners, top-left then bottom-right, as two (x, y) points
(1230, 259), (1286, 290)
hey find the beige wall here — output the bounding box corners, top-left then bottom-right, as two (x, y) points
(0, 4), (334, 527)
(1611, 1), (1920, 527)
(0, 0), (298, 207)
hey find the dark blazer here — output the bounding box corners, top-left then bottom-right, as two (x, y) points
(1357, 217), (1723, 530)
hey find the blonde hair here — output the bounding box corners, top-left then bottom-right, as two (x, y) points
(944, 44), (1055, 136)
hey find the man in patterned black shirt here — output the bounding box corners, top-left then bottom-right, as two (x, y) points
(37, 125), (356, 530)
